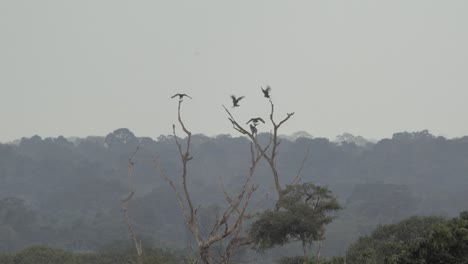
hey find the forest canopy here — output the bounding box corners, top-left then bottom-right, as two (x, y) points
(0, 129), (467, 260)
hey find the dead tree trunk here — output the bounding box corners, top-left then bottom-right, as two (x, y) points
(153, 100), (263, 264)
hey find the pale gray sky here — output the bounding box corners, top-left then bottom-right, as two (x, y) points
(1, 1), (467, 142)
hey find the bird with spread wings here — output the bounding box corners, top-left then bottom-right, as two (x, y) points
(246, 117), (265, 126)
(261, 86), (271, 98)
(230, 95), (245, 107)
(171, 93), (192, 100)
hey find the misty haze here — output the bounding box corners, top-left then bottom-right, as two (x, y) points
(1, 1), (467, 264)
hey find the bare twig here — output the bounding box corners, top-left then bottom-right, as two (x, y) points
(292, 145), (311, 185)
(121, 148), (143, 264)
(223, 101), (294, 203)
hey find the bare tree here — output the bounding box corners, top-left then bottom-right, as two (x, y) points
(121, 146), (143, 264)
(223, 99), (295, 204)
(152, 100), (265, 264)
(121, 89), (332, 264)
(225, 95), (341, 259)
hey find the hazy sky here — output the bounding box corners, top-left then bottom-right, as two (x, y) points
(1, 1), (467, 142)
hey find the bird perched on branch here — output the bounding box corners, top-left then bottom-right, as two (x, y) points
(231, 95), (245, 107)
(261, 86), (272, 98)
(250, 124), (258, 136)
(246, 117), (265, 126)
(171, 93), (192, 100)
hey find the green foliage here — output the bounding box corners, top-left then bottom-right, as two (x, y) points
(2, 130), (468, 256)
(277, 256), (346, 264)
(399, 211), (468, 264)
(345, 216), (445, 264)
(346, 213), (468, 264)
(10, 246), (72, 264)
(0, 245), (183, 264)
(250, 183), (341, 252)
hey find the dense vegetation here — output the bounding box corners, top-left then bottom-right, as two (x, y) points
(345, 212), (468, 264)
(1, 128), (467, 262)
(0, 246), (184, 264)
(5, 209), (466, 264)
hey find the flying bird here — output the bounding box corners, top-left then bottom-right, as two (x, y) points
(246, 117), (265, 126)
(171, 93), (192, 100)
(261, 86), (272, 98)
(231, 95), (245, 107)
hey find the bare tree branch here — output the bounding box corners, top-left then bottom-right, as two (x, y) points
(174, 100), (196, 224)
(152, 156), (188, 221)
(121, 148), (143, 264)
(292, 145), (311, 185)
(223, 101), (293, 203)
(153, 101), (265, 264)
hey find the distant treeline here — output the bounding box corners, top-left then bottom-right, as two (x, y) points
(0, 128), (467, 257)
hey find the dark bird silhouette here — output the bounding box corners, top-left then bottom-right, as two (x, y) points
(261, 86), (272, 98)
(246, 117), (265, 126)
(250, 124), (258, 136)
(171, 93), (192, 100)
(231, 95), (245, 107)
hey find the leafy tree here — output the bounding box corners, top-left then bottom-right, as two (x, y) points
(250, 183), (341, 255)
(105, 128), (138, 148)
(345, 216), (445, 264)
(223, 91), (342, 261)
(3, 124), (468, 257)
(400, 211), (468, 264)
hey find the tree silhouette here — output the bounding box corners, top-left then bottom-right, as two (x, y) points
(152, 99), (264, 264)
